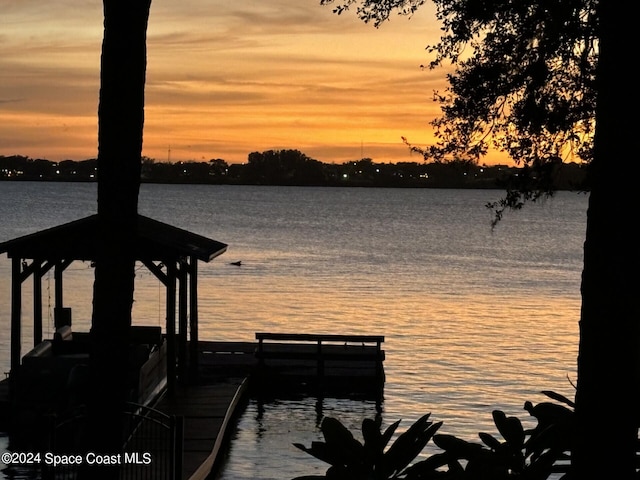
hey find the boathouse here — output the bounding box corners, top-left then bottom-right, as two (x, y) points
(0, 214), (227, 404)
(0, 214), (386, 479)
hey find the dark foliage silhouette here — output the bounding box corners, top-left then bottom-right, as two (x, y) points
(320, 1), (639, 476)
(293, 391), (585, 479)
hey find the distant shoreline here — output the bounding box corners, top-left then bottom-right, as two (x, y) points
(0, 154), (588, 191)
(0, 177), (587, 191)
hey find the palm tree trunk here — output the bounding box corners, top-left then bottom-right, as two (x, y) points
(83, 1), (151, 478)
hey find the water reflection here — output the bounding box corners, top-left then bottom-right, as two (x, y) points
(0, 185), (586, 479)
(216, 395), (383, 480)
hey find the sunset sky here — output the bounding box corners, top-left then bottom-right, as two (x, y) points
(1, 0), (505, 165)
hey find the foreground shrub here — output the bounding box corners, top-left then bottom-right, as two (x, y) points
(293, 413), (442, 479)
(293, 391), (576, 479)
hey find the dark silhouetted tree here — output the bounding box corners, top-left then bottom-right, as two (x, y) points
(322, 0), (637, 477)
(84, 1), (151, 478)
(246, 149), (324, 185)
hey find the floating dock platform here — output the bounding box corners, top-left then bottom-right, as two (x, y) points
(252, 333), (385, 397)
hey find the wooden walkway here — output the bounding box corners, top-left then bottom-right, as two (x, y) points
(153, 341), (257, 480)
(154, 378), (248, 480)
(152, 336), (385, 479)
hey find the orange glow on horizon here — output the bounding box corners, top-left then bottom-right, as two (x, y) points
(0, 1), (511, 166)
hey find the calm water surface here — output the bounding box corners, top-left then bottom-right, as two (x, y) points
(0, 183), (587, 479)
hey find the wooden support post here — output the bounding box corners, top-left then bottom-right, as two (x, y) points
(178, 259), (188, 383)
(317, 339), (324, 378)
(52, 260), (73, 329)
(33, 261), (43, 346)
(375, 338), (382, 381)
(10, 258), (22, 374)
(54, 261), (64, 310)
(257, 337), (265, 367)
(166, 262), (177, 393)
(189, 257), (199, 380)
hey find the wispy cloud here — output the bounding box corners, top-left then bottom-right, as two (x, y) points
(0, 98), (25, 105)
(0, 0), (457, 164)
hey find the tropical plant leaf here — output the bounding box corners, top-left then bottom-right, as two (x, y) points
(293, 441), (338, 465)
(433, 434), (484, 460)
(361, 417), (381, 437)
(446, 458), (465, 475)
(321, 416), (363, 461)
(326, 464), (359, 479)
(525, 401), (574, 428)
(402, 452), (451, 479)
(492, 410), (524, 447)
(361, 421), (376, 438)
(526, 448), (562, 480)
(380, 419), (401, 451)
(361, 417), (385, 468)
(526, 423), (572, 460)
(361, 418), (382, 450)
(541, 390), (576, 409)
(478, 432), (502, 451)
(382, 415), (441, 477)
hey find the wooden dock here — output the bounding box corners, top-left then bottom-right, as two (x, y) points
(254, 333), (385, 397)
(154, 335), (385, 479)
(155, 333), (384, 480)
(153, 378), (248, 480)
(0, 336), (384, 480)
(151, 341), (256, 480)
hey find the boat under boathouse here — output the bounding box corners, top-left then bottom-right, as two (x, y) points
(0, 214), (228, 417)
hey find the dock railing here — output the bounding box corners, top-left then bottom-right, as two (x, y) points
(44, 402), (183, 480)
(255, 332), (385, 380)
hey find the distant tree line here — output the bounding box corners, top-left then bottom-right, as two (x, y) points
(0, 150), (586, 190)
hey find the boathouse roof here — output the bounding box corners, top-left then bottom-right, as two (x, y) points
(0, 214), (228, 262)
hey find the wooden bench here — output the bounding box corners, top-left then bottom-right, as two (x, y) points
(254, 333), (385, 379)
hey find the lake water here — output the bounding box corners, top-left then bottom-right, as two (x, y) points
(0, 182), (587, 479)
